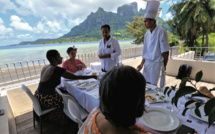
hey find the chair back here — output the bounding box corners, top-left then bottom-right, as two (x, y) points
(56, 88), (83, 127)
(21, 84), (42, 116)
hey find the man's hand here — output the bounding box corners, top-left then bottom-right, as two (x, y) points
(137, 64), (143, 71)
(98, 54), (111, 59)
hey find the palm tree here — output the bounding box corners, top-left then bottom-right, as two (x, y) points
(169, 0), (215, 49)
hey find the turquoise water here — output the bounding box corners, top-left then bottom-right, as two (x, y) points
(0, 40), (140, 65)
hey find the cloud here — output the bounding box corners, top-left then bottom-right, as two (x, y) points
(0, 17), (13, 36)
(14, 0), (146, 28)
(17, 34), (32, 39)
(0, 0), (17, 13)
(165, 12), (173, 20)
(34, 17), (64, 34)
(10, 15), (33, 31)
(1, 0), (150, 46)
(159, 10), (163, 18)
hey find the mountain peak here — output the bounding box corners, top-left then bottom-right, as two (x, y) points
(117, 2), (138, 16)
(96, 7), (105, 12)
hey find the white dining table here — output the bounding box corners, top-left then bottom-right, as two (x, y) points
(61, 79), (215, 134)
(61, 78), (99, 113)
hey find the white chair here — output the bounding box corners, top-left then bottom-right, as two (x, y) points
(21, 84), (56, 134)
(56, 88), (88, 128)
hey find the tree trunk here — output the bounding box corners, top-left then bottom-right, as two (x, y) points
(202, 34), (204, 47)
(206, 32), (209, 52)
(201, 33), (205, 56)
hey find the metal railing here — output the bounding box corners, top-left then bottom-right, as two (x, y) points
(170, 46), (215, 61)
(0, 46), (142, 87)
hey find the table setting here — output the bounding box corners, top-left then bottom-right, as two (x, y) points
(140, 86), (215, 134)
(60, 75), (215, 134)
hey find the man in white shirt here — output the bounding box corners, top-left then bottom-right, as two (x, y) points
(98, 24), (121, 72)
(137, 1), (170, 86)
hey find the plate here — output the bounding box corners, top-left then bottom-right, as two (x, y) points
(188, 105), (214, 123)
(76, 81), (97, 89)
(140, 107), (180, 132)
(70, 80), (79, 84)
(145, 92), (169, 103)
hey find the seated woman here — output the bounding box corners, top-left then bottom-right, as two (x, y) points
(34, 49), (96, 125)
(62, 46), (86, 73)
(78, 66), (148, 134)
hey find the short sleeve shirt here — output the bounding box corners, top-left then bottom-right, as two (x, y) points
(62, 59), (86, 73)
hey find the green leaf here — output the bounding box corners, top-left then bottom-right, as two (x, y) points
(173, 86), (196, 107)
(194, 102), (202, 118)
(209, 88), (215, 92)
(192, 92), (211, 99)
(185, 100), (196, 108)
(175, 86), (196, 100)
(208, 107), (215, 127)
(172, 96), (179, 107)
(167, 90), (172, 97)
(182, 108), (189, 116)
(164, 87), (169, 96)
(195, 108), (201, 118)
(195, 71), (203, 82)
(179, 77), (189, 89)
(171, 85), (177, 91)
(204, 97), (215, 116)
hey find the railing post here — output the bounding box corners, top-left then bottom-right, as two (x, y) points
(0, 67), (6, 84)
(6, 64), (14, 84)
(26, 61), (32, 80)
(32, 61), (38, 76)
(20, 62), (26, 81)
(13, 63), (20, 81)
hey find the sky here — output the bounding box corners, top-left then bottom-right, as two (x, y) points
(0, 0), (174, 46)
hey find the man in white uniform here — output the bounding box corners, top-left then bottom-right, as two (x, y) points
(98, 24), (121, 72)
(137, 1), (170, 86)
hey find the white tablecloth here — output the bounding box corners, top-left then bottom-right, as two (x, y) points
(61, 80), (215, 134)
(61, 78), (99, 113)
(90, 61), (122, 72)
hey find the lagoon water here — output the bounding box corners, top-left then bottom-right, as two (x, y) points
(0, 40), (140, 65)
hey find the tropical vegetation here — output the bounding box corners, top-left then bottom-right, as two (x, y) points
(126, 16), (179, 45)
(168, 0), (215, 48)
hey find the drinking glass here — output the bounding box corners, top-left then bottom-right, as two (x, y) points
(166, 103), (174, 112)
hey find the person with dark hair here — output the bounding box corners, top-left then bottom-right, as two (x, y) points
(98, 24), (121, 72)
(78, 66), (148, 134)
(137, 1), (170, 86)
(62, 46), (86, 73)
(34, 49), (96, 125)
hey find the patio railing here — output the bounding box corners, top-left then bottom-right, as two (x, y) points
(170, 46), (215, 61)
(0, 46), (142, 87)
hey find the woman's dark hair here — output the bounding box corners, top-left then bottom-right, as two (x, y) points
(99, 66), (146, 128)
(101, 24), (110, 31)
(46, 49), (59, 64)
(66, 47), (77, 54)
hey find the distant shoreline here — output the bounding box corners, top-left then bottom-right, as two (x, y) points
(9, 38), (136, 47)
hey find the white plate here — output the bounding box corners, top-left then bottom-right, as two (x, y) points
(140, 107), (180, 132)
(76, 81), (97, 89)
(188, 105), (214, 123)
(70, 80), (79, 84)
